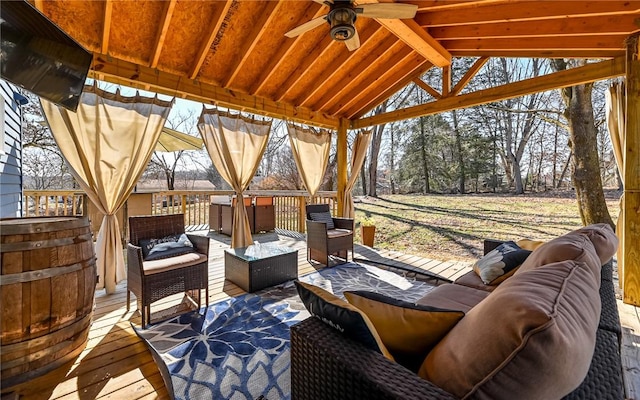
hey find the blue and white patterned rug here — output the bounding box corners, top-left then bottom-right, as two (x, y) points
(134, 262), (436, 400)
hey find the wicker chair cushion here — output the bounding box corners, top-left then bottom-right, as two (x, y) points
(295, 281), (393, 360)
(421, 260), (600, 400)
(142, 252), (208, 275)
(309, 211), (335, 229)
(344, 291), (464, 364)
(417, 282), (490, 313)
(326, 228), (352, 238)
(472, 241), (531, 284)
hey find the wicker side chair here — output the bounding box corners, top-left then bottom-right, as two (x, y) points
(306, 204), (354, 266)
(127, 214), (209, 327)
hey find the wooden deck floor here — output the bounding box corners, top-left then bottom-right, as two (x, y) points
(2, 230), (638, 399)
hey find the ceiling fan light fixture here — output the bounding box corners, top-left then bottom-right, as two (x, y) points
(328, 6), (356, 41)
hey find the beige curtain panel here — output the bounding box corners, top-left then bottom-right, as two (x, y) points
(343, 130), (373, 219)
(198, 108), (271, 248)
(42, 85), (173, 294)
(287, 124), (332, 197)
(605, 82), (625, 284)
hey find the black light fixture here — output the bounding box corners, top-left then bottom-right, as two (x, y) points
(327, 2), (356, 41)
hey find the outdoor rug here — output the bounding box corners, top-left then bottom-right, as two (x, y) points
(133, 262), (437, 400)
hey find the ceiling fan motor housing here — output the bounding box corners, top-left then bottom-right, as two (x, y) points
(328, 2), (357, 41)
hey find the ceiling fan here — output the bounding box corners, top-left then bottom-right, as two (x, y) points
(285, 0), (418, 51)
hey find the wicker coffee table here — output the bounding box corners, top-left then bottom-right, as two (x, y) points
(224, 244), (298, 292)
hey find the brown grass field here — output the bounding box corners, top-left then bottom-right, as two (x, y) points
(353, 190), (621, 262)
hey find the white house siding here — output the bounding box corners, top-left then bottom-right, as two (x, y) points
(0, 80), (23, 218)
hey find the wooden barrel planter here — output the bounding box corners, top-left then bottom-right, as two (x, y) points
(0, 216), (96, 389)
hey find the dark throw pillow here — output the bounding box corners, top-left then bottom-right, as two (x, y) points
(473, 241), (531, 284)
(139, 234), (193, 261)
(309, 211), (335, 230)
(344, 291), (464, 362)
(294, 281), (393, 360)
(144, 246), (196, 261)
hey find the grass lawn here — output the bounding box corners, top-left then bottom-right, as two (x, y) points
(353, 191), (621, 262)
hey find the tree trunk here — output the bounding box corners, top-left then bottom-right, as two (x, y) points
(419, 116), (430, 194)
(368, 130), (381, 197)
(367, 101), (390, 197)
(390, 125), (397, 194)
(551, 59), (614, 228)
(557, 149), (572, 188)
(451, 110), (465, 194)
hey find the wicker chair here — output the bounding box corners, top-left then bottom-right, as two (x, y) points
(127, 214), (209, 327)
(306, 204), (354, 266)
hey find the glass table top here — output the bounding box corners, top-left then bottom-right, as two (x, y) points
(225, 242), (297, 262)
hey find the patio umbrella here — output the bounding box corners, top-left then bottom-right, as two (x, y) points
(155, 127), (204, 152)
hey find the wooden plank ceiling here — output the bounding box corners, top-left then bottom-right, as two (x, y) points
(32, 0), (640, 128)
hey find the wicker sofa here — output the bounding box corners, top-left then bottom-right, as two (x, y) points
(291, 225), (624, 400)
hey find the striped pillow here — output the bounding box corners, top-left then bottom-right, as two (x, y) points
(310, 211), (335, 229)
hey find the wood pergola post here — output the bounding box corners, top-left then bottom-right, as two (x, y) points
(336, 118), (349, 217)
(623, 33), (640, 305)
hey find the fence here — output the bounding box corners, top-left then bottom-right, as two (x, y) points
(23, 190), (338, 237)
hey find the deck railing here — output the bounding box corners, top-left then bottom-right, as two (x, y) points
(23, 189), (338, 236)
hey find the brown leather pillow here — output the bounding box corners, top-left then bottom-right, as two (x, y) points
(419, 260), (600, 400)
(569, 223), (618, 264)
(515, 231), (601, 281)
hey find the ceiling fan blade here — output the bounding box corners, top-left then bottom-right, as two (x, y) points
(358, 3), (418, 19)
(285, 16), (327, 38)
(345, 29), (360, 51)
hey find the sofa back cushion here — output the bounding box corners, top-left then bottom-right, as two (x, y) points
(569, 223), (618, 264)
(419, 260), (600, 400)
(294, 281), (393, 360)
(515, 231), (601, 281)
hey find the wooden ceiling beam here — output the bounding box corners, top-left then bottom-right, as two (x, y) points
(449, 49), (624, 58)
(90, 54), (339, 129)
(150, 0), (176, 68)
(222, 1), (281, 88)
(301, 25), (389, 109)
(348, 62), (434, 120)
(416, 1), (640, 27)
(407, 0), (513, 12)
(375, 18), (451, 67)
(451, 56), (489, 96)
(429, 14), (640, 40)
(273, 36), (336, 101)
(101, 0), (113, 54)
(33, 0), (44, 11)
(249, 3), (325, 95)
(356, 0), (451, 67)
(413, 78), (441, 99)
(442, 35), (628, 52)
(331, 50), (425, 115)
(188, 0), (234, 80)
(442, 65), (451, 96)
(314, 36), (403, 111)
(353, 57), (625, 128)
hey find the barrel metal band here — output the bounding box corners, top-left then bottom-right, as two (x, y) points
(0, 233), (93, 252)
(0, 258), (96, 285)
(0, 217), (89, 235)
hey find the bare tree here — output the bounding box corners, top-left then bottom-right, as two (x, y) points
(148, 109), (199, 190)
